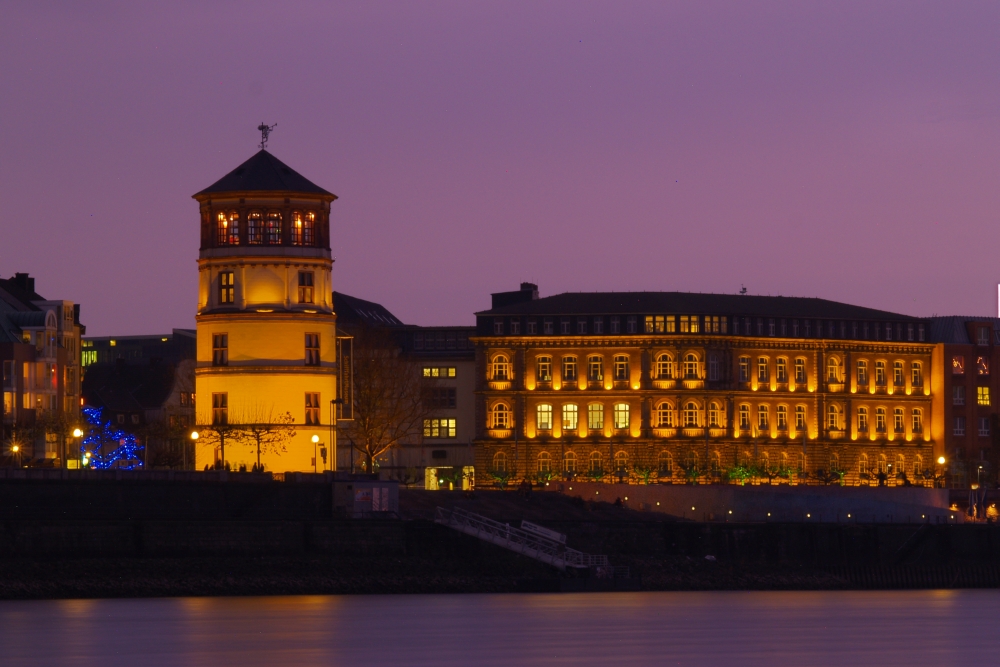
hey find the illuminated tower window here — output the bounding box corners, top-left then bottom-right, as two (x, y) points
(212, 392), (228, 425)
(298, 271), (315, 304)
(219, 271), (235, 305)
(305, 334), (320, 366)
(292, 211), (316, 246)
(212, 333), (228, 366)
(265, 211), (282, 244)
(217, 211), (239, 245)
(247, 210), (263, 244)
(305, 392), (320, 425)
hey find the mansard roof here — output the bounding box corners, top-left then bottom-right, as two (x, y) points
(478, 291), (919, 321)
(194, 150), (335, 198)
(334, 292), (406, 328)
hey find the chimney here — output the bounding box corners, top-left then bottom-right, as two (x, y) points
(11, 273), (35, 294)
(491, 282), (539, 309)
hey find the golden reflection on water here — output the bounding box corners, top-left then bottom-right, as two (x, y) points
(0, 590), (997, 667)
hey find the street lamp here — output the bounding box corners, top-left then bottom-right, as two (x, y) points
(189, 431), (198, 471)
(71, 428), (83, 470)
(312, 434), (320, 473)
(11, 444), (20, 468)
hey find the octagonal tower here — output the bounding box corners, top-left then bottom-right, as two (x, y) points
(192, 150), (338, 472)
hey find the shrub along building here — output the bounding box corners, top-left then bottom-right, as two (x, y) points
(473, 283), (945, 488)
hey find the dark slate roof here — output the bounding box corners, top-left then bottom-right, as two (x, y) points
(927, 316), (1000, 344)
(477, 291), (918, 320)
(334, 292), (406, 328)
(194, 150), (335, 197)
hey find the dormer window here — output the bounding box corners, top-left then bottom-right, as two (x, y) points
(217, 211), (239, 245)
(292, 211), (316, 246)
(266, 211), (282, 244)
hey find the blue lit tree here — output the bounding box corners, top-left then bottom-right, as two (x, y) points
(79, 407), (144, 469)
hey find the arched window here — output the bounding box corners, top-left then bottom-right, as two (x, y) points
(757, 404), (768, 429)
(912, 408), (923, 433)
(738, 356), (751, 382)
(857, 360), (869, 386)
(589, 451), (603, 472)
(683, 402), (699, 427)
(913, 455), (923, 476)
(795, 405), (806, 430)
(588, 355), (603, 382)
(614, 451), (628, 473)
(827, 357), (841, 382)
(536, 355), (552, 382)
(759, 451), (770, 470)
(562, 356), (578, 381)
(893, 361), (904, 387)
(911, 362), (923, 387)
(247, 210), (263, 244)
(893, 408), (904, 433)
(562, 404), (578, 431)
(827, 404), (842, 430)
(710, 451), (721, 475)
(492, 451), (507, 472)
(536, 404), (553, 431)
(683, 353), (699, 379)
(875, 407), (887, 433)
(708, 402), (722, 428)
(739, 404), (751, 429)
(613, 355), (629, 381)
(757, 356), (769, 382)
(857, 407), (869, 432)
(563, 451), (577, 473)
(587, 403), (604, 430)
(776, 358), (788, 382)
(685, 451), (699, 469)
(875, 360), (886, 386)
(830, 453), (840, 472)
(776, 405), (788, 430)
(613, 403), (630, 429)
(217, 210), (239, 245)
(658, 451), (673, 474)
(655, 402), (674, 428)
(878, 454), (887, 474)
(859, 453), (869, 474)
(780, 451), (789, 469)
(490, 403), (511, 429)
(537, 451), (551, 473)
(895, 454), (905, 478)
(491, 354), (510, 381)
(291, 211), (316, 246)
(265, 211), (282, 244)
(655, 353), (674, 379)
(794, 358), (807, 384)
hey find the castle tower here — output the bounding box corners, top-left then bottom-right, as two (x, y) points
(192, 149), (338, 471)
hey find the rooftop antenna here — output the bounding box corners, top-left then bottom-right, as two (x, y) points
(257, 122), (277, 150)
(739, 285), (747, 295)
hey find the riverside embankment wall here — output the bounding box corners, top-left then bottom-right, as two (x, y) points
(557, 482), (957, 523)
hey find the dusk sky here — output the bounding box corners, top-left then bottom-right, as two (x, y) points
(3, 1), (999, 336)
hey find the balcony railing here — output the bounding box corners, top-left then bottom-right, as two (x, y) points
(488, 380), (513, 391)
(681, 379), (704, 390)
(652, 379), (676, 389)
(652, 427), (677, 438)
(487, 429), (512, 439)
(826, 382), (845, 393)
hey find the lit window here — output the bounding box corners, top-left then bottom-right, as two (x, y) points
(588, 356), (603, 382)
(219, 271), (235, 305)
(776, 358), (787, 382)
(217, 210), (239, 245)
(655, 353), (673, 379)
(587, 403), (604, 430)
(305, 393), (320, 425)
(247, 211), (263, 244)
(952, 355), (965, 375)
(978, 357), (989, 375)
(655, 402), (674, 427)
(212, 392), (228, 425)
(679, 316), (691, 333)
(683, 402), (699, 427)
(536, 404), (553, 431)
(708, 402), (722, 427)
(298, 271), (314, 304)
(978, 386), (991, 406)
(305, 334), (320, 366)
(424, 418), (457, 438)
(490, 403), (511, 429)
(683, 354), (699, 379)
(827, 358), (841, 382)
(265, 211), (282, 244)
(422, 366), (457, 378)
(613, 403), (630, 429)
(562, 404), (578, 431)
(292, 211), (316, 246)
(613, 355), (629, 381)
(562, 356), (577, 382)
(212, 333), (228, 366)
(491, 355), (510, 381)
(536, 356), (552, 382)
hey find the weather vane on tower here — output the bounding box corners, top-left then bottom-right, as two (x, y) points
(257, 122), (277, 150)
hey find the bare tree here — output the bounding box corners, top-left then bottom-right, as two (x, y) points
(196, 420), (241, 470)
(234, 405), (297, 471)
(341, 324), (434, 473)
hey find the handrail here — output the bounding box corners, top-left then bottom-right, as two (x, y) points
(434, 506), (608, 570)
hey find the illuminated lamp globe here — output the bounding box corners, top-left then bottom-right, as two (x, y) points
(311, 435), (320, 444)
(190, 431), (199, 441)
(937, 456), (946, 465)
(11, 445), (18, 453)
(72, 428), (83, 438)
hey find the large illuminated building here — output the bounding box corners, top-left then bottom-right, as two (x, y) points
(193, 150), (340, 471)
(473, 283), (948, 487)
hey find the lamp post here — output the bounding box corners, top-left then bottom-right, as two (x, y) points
(312, 434), (320, 473)
(71, 428), (83, 469)
(329, 398), (344, 473)
(11, 444), (20, 468)
(189, 431), (198, 471)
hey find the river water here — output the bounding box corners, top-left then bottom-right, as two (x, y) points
(1, 590), (997, 665)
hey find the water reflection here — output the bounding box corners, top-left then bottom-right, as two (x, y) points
(1, 590), (997, 666)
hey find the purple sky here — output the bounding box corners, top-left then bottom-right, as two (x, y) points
(3, 2), (999, 336)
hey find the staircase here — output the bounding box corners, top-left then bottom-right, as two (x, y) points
(434, 506), (610, 571)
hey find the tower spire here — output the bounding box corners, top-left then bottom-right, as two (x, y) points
(257, 122), (277, 150)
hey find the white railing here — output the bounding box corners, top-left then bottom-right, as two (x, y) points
(434, 506), (608, 570)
